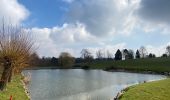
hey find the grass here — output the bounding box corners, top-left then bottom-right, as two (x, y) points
(0, 75), (29, 100)
(82, 57), (170, 73)
(120, 78), (170, 100)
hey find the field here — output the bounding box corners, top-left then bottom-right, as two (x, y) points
(83, 57), (170, 73)
(120, 78), (170, 100)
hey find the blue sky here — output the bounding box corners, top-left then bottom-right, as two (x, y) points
(0, 0), (170, 57)
(19, 0), (68, 27)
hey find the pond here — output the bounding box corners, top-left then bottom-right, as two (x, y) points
(23, 69), (166, 100)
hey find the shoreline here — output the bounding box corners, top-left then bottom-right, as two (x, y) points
(21, 73), (31, 100)
(106, 68), (170, 76)
(114, 78), (168, 100)
(105, 68), (168, 77)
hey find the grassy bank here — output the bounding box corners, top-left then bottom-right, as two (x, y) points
(120, 78), (170, 100)
(0, 75), (29, 100)
(81, 57), (170, 73)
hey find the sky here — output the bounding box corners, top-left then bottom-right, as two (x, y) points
(0, 0), (170, 57)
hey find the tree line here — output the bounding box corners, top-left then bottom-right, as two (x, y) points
(81, 46), (170, 61)
(30, 45), (170, 69)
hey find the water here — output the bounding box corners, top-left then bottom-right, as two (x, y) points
(23, 69), (166, 100)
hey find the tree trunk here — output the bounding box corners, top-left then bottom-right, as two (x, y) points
(8, 69), (13, 83)
(0, 67), (10, 91)
(0, 57), (12, 91)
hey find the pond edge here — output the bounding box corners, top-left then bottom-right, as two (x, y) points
(113, 78), (167, 100)
(21, 73), (31, 100)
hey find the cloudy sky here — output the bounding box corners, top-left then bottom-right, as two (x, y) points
(0, 0), (170, 57)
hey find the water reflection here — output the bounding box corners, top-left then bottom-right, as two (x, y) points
(23, 69), (166, 100)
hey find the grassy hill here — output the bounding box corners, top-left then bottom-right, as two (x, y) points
(120, 78), (170, 100)
(80, 57), (170, 73)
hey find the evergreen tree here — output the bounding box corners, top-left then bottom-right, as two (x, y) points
(148, 53), (153, 58)
(162, 54), (168, 57)
(115, 49), (122, 60)
(135, 50), (140, 59)
(148, 53), (156, 58)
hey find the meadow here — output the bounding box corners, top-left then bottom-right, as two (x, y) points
(82, 57), (170, 73)
(120, 78), (170, 100)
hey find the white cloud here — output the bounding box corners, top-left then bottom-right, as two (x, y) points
(0, 0), (29, 24)
(162, 26), (170, 35)
(30, 23), (98, 57)
(132, 0), (170, 34)
(31, 28), (58, 57)
(63, 0), (170, 36)
(49, 22), (97, 45)
(29, 23), (170, 57)
(66, 0), (140, 36)
(30, 23), (128, 57)
(146, 42), (170, 57)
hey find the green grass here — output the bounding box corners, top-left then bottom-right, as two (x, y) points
(84, 57), (170, 73)
(120, 78), (170, 100)
(0, 75), (29, 100)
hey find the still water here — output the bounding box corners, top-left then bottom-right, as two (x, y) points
(23, 69), (165, 100)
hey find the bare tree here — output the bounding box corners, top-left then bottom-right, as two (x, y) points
(122, 49), (129, 60)
(166, 45), (170, 56)
(81, 49), (93, 63)
(128, 49), (134, 59)
(0, 23), (35, 91)
(96, 49), (103, 60)
(139, 46), (148, 58)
